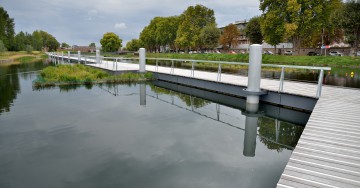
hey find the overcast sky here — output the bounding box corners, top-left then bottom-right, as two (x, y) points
(1, 0), (261, 46)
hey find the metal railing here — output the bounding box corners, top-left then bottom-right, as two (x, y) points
(47, 53), (331, 98)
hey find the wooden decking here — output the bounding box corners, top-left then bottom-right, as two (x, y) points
(51, 55), (360, 187)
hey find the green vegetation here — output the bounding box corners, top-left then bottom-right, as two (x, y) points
(146, 53), (360, 67)
(34, 64), (153, 87)
(100, 32), (122, 52)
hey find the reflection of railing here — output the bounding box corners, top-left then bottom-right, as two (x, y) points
(47, 52), (331, 98)
(146, 91), (294, 151)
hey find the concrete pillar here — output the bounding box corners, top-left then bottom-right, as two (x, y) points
(139, 48), (146, 73)
(96, 47), (100, 64)
(246, 44), (263, 104)
(68, 51), (70, 63)
(78, 51), (81, 64)
(140, 84), (146, 106)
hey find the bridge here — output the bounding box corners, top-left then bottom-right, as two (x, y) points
(48, 48), (360, 187)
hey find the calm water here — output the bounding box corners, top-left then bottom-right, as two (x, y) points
(0, 61), (307, 188)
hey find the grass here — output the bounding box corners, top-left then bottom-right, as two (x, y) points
(0, 51), (45, 64)
(145, 53), (360, 68)
(34, 64), (154, 87)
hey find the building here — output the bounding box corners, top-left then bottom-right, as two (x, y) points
(72, 45), (96, 53)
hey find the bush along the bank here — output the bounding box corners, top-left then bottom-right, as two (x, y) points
(33, 64), (154, 87)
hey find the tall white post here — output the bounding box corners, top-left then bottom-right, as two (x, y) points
(68, 51), (70, 63)
(61, 52), (64, 64)
(246, 44), (263, 104)
(78, 50), (81, 64)
(96, 47), (100, 64)
(139, 48), (146, 73)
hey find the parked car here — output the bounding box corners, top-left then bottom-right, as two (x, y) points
(307, 51), (320, 56)
(329, 51), (344, 56)
(284, 50), (293, 55)
(264, 50), (273, 55)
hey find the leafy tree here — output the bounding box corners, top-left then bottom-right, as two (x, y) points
(0, 7), (15, 50)
(32, 31), (43, 51)
(31, 30), (59, 51)
(140, 25), (157, 52)
(0, 40), (7, 52)
(341, 0), (360, 55)
(260, 0), (342, 53)
(245, 16), (263, 44)
(155, 16), (181, 51)
(175, 5), (216, 51)
(61, 42), (70, 48)
(100, 32), (122, 52)
(25, 44), (33, 54)
(219, 23), (241, 49)
(126, 39), (141, 51)
(89, 42), (96, 47)
(200, 23), (221, 49)
(14, 31), (26, 51)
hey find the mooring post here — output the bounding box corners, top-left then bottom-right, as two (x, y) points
(61, 52), (64, 64)
(139, 48), (146, 73)
(68, 51), (70, 63)
(96, 47), (100, 64)
(246, 44), (263, 105)
(78, 51), (81, 64)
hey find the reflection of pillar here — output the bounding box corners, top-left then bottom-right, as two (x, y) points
(140, 84), (146, 106)
(275, 119), (280, 143)
(242, 103), (263, 157)
(216, 104), (220, 121)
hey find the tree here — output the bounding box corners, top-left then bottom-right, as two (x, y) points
(61, 42), (70, 48)
(245, 16), (263, 44)
(0, 7), (15, 50)
(341, 1), (360, 55)
(31, 30), (59, 51)
(260, 0), (342, 53)
(175, 5), (216, 51)
(126, 39), (141, 51)
(89, 42), (96, 47)
(100, 32), (122, 52)
(0, 40), (7, 52)
(200, 23), (221, 49)
(219, 24), (241, 49)
(25, 44), (33, 54)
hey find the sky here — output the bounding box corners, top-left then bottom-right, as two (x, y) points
(1, 0), (261, 46)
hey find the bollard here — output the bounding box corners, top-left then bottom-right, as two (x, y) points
(61, 52), (64, 64)
(246, 44), (263, 104)
(139, 48), (146, 73)
(96, 47), (100, 64)
(68, 51), (70, 63)
(78, 51), (81, 64)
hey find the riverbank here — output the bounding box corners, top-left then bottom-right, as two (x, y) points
(33, 64), (154, 87)
(144, 53), (360, 68)
(0, 51), (45, 64)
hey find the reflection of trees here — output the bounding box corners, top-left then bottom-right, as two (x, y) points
(0, 66), (20, 113)
(0, 61), (47, 113)
(150, 85), (210, 109)
(257, 116), (304, 152)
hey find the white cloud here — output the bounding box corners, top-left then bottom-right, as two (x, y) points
(114, 23), (127, 30)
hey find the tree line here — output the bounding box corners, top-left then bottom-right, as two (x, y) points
(0, 7), (60, 52)
(127, 1), (359, 55)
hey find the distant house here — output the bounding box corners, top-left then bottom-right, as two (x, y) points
(72, 45), (96, 52)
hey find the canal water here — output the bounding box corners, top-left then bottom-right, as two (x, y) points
(0, 61), (307, 188)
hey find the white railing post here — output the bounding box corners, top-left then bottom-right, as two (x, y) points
(156, 59), (158, 72)
(217, 64), (222, 81)
(96, 47), (100, 64)
(316, 69), (324, 98)
(279, 66), (285, 92)
(171, 60), (174, 74)
(139, 48), (146, 73)
(78, 51), (81, 64)
(61, 52), (64, 64)
(191, 61), (194, 77)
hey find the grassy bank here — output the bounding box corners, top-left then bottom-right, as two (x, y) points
(0, 51), (45, 64)
(34, 64), (154, 87)
(145, 53), (360, 67)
